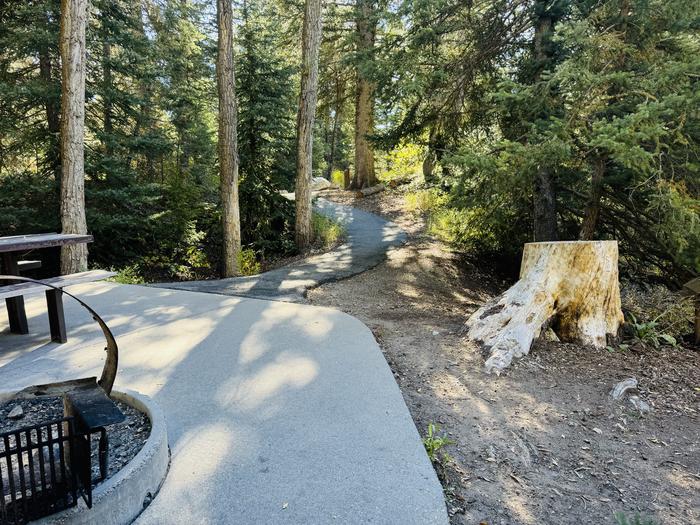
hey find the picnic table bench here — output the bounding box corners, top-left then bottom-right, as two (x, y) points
(0, 233), (115, 343)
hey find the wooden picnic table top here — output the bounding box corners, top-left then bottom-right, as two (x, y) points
(0, 233), (93, 254)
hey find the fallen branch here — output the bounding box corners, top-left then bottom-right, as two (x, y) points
(355, 184), (385, 198)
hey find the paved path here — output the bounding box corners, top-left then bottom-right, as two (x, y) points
(152, 197), (407, 302)
(0, 283), (447, 524)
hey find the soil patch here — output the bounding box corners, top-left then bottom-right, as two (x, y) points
(308, 189), (699, 525)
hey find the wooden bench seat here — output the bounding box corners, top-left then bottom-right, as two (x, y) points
(1, 270), (116, 343)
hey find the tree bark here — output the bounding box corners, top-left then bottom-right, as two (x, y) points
(59, 0), (89, 274)
(466, 241), (624, 374)
(353, 0), (376, 189)
(295, 0), (323, 250)
(579, 156), (605, 240)
(325, 77), (343, 179)
(531, 1), (558, 241)
(217, 0), (242, 277)
(39, 32), (60, 179)
(102, 35), (113, 157)
(533, 166), (558, 241)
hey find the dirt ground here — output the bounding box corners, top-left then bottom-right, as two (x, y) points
(308, 189), (700, 525)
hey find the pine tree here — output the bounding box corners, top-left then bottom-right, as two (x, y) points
(295, 0), (323, 249)
(216, 0), (241, 276)
(59, 0), (89, 273)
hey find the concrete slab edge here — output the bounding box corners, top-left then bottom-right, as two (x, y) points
(32, 389), (170, 525)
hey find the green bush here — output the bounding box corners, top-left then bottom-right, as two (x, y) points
(312, 213), (345, 249)
(379, 143), (425, 184)
(330, 169), (346, 187)
(621, 283), (694, 340)
(111, 265), (146, 285)
(404, 189), (448, 215)
(237, 248), (262, 276)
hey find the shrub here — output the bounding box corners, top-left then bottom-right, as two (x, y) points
(621, 283), (694, 340)
(312, 213), (345, 249)
(237, 248), (262, 276)
(404, 189), (448, 215)
(111, 265), (146, 285)
(378, 142), (425, 184)
(330, 169), (346, 187)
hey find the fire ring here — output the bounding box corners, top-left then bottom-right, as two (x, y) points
(30, 390), (169, 525)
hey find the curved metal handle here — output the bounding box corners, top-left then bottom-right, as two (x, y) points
(0, 275), (118, 394)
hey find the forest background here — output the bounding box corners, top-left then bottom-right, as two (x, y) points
(1, 0), (698, 286)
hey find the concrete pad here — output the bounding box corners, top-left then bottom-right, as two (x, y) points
(0, 283), (447, 524)
(152, 198), (407, 302)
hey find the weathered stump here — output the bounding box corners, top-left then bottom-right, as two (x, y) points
(467, 240), (624, 374)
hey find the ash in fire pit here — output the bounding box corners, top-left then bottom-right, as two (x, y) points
(0, 397), (150, 485)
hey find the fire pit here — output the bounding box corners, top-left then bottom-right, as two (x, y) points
(0, 278), (169, 525)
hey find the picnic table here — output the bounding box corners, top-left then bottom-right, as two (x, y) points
(0, 233), (114, 343)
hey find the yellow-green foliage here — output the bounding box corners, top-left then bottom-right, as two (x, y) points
(330, 169), (346, 187)
(111, 265), (146, 285)
(379, 143), (425, 183)
(237, 248), (262, 276)
(313, 213), (345, 249)
(404, 189), (448, 215)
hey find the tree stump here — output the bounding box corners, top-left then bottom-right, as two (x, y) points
(467, 241), (624, 374)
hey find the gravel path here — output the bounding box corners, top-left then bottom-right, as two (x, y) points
(151, 197), (406, 302)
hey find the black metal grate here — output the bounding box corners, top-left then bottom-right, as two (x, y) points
(0, 418), (79, 525)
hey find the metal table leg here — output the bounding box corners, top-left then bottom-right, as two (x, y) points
(1, 252), (29, 334)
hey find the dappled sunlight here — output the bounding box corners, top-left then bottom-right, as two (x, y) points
(116, 312), (229, 396)
(432, 372), (493, 417)
(664, 465), (700, 494)
(216, 352), (319, 412)
(397, 282), (421, 298)
(503, 492), (536, 525)
(149, 422), (250, 523)
(238, 302), (335, 368)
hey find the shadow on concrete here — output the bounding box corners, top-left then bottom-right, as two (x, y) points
(151, 198), (407, 302)
(0, 283), (447, 524)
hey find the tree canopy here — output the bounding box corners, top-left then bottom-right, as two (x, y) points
(0, 0), (697, 284)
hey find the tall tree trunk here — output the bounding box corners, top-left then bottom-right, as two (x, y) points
(216, 0), (241, 277)
(533, 166), (558, 241)
(102, 34), (113, 157)
(531, 1), (558, 241)
(579, 156), (605, 240)
(39, 42), (60, 179)
(324, 77), (343, 179)
(353, 0), (376, 189)
(59, 0), (89, 274)
(295, 0), (322, 249)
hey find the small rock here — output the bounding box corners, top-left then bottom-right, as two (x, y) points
(592, 427), (602, 434)
(543, 328), (560, 342)
(610, 377), (638, 400)
(432, 330), (439, 336)
(7, 405), (23, 420)
(629, 395), (651, 414)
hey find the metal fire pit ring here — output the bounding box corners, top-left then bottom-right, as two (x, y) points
(0, 275), (118, 394)
(29, 390), (169, 525)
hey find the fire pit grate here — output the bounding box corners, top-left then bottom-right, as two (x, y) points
(0, 417), (81, 525)
(0, 276), (126, 524)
